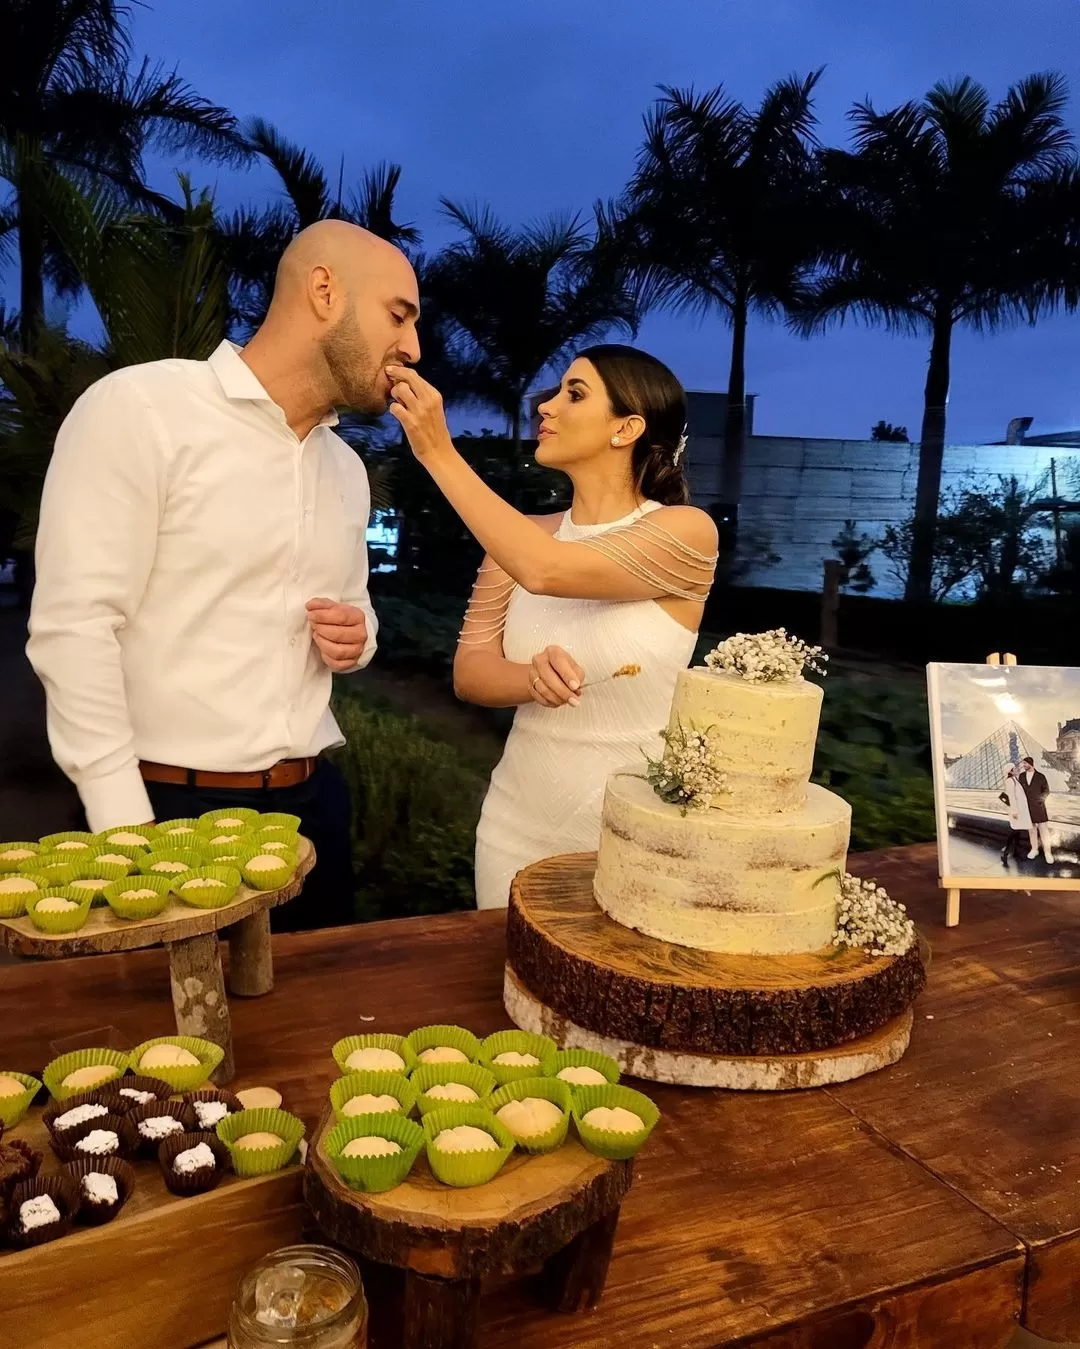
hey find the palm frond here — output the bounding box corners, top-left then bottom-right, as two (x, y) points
(244, 117), (329, 225)
(347, 161), (420, 247)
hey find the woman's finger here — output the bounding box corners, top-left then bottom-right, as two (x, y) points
(547, 646), (584, 691)
(391, 379), (419, 410)
(533, 653), (579, 706)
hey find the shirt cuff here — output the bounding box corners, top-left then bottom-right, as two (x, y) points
(76, 764), (156, 833)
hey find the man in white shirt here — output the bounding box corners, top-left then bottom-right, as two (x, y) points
(27, 220), (421, 929)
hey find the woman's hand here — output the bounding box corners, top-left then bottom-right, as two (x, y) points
(529, 646), (585, 708)
(386, 364), (453, 460)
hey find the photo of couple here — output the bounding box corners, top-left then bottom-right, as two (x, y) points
(927, 662), (1080, 885)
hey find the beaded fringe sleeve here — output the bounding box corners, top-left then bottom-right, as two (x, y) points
(578, 515), (717, 600)
(458, 563), (518, 647)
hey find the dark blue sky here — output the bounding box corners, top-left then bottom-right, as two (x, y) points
(25, 0), (1080, 442)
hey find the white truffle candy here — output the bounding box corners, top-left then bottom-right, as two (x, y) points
(54, 1102), (109, 1132)
(138, 1115), (185, 1140)
(97, 853), (134, 867)
(107, 831), (151, 846)
(139, 1044), (200, 1070)
(0, 1074), (26, 1099)
(82, 1172), (119, 1206)
(495, 1097), (563, 1139)
(76, 1129), (120, 1155)
(581, 1106), (644, 1135)
(246, 854), (287, 872)
(423, 1083), (478, 1104)
(344, 1047), (405, 1073)
(0, 876), (37, 894)
(0, 847), (36, 861)
(118, 1087), (154, 1105)
(192, 1100), (230, 1129)
(491, 1051), (540, 1068)
(341, 1136), (402, 1158)
(433, 1125), (499, 1154)
(36, 897), (79, 913)
(342, 1093), (401, 1116)
(20, 1195), (62, 1231)
(418, 1046), (468, 1065)
(556, 1066), (608, 1087)
(173, 1142), (217, 1174)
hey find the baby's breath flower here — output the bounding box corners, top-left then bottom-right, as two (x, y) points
(637, 721), (729, 815)
(704, 628), (828, 684)
(832, 873), (915, 957)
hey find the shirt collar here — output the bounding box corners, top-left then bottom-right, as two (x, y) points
(207, 341), (339, 430)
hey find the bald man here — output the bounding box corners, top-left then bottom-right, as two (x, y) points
(27, 222), (421, 929)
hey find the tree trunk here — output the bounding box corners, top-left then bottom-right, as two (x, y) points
(17, 164), (46, 353)
(905, 310), (953, 603)
(715, 291), (748, 567)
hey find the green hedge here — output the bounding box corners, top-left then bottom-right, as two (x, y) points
(329, 691), (486, 920)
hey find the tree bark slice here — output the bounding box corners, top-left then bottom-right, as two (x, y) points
(227, 910), (274, 997)
(304, 1107), (632, 1281)
(506, 854), (926, 1057)
(167, 932), (234, 1084)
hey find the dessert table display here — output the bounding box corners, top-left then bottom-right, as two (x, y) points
(0, 812), (314, 1083)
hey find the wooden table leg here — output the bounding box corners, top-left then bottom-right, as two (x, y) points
(227, 910), (274, 997)
(539, 1207), (620, 1313)
(166, 932), (235, 1085)
(400, 1270), (480, 1349)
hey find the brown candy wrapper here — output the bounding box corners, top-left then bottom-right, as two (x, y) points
(64, 1156), (136, 1227)
(6, 1174), (80, 1249)
(158, 1130), (229, 1197)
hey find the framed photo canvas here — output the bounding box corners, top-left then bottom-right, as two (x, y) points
(927, 662), (1080, 893)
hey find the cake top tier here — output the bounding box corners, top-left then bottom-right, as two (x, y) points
(703, 629), (828, 685)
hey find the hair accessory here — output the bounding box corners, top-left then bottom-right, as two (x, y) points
(673, 426), (689, 466)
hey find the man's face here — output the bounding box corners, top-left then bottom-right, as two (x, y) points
(321, 257), (421, 414)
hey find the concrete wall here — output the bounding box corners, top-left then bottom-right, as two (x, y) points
(684, 434), (1080, 596)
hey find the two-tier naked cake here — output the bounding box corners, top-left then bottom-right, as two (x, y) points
(504, 631), (926, 1090)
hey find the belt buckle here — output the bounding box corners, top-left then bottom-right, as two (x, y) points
(262, 768), (275, 789)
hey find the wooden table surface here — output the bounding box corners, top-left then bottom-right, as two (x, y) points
(7, 843), (1079, 1348)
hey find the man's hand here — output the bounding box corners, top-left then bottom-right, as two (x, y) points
(306, 598), (368, 672)
(385, 365), (453, 460)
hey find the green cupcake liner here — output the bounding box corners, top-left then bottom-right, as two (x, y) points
(197, 808), (260, 835)
(0, 874), (40, 917)
(241, 853), (297, 891)
(22, 858), (80, 887)
(39, 830), (98, 853)
(255, 812), (301, 836)
(544, 1049), (622, 1091)
(216, 1107), (305, 1177)
(103, 875), (174, 921)
(411, 1062), (497, 1117)
(99, 825), (157, 850)
(406, 1025), (481, 1067)
(0, 1071), (42, 1127)
(487, 1076), (572, 1153)
(204, 846), (257, 869)
(127, 1036), (223, 1091)
(27, 887), (92, 933)
(252, 840), (298, 863)
(66, 874), (113, 908)
(325, 1112), (424, 1193)
(43, 1049), (129, 1102)
(172, 866), (241, 910)
(137, 848), (202, 883)
(90, 841), (147, 865)
(571, 1084), (661, 1161)
(421, 1105), (515, 1188)
(154, 819), (202, 845)
(0, 842), (42, 873)
(332, 1034), (417, 1077)
(330, 1071), (418, 1123)
(479, 1030), (558, 1085)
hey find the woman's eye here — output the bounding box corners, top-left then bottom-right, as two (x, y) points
(568, 389), (582, 401)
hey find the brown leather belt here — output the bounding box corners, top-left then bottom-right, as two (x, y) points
(139, 758), (318, 790)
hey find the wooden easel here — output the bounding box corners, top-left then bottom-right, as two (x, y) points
(943, 652), (1018, 927)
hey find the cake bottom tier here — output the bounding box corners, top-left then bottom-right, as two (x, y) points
(507, 853), (926, 1058)
(594, 776), (850, 955)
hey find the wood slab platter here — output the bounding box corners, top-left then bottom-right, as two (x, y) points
(0, 1109), (306, 1349)
(0, 842), (314, 1084)
(505, 853), (927, 1088)
(305, 1105), (634, 1348)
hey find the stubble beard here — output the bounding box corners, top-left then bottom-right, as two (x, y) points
(321, 310), (385, 416)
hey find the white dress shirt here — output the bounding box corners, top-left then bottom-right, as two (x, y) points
(27, 341), (378, 832)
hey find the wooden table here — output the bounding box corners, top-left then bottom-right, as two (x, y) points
(6, 842), (1079, 1347)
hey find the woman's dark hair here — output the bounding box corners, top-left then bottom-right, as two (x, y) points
(575, 344), (689, 506)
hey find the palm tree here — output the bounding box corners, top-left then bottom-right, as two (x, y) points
(423, 202), (639, 453)
(221, 119), (420, 333)
(614, 74), (823, 545)
(795, 73), (1077, 603)
(1, 0), (251, 351)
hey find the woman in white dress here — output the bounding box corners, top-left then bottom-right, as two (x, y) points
(999, 763), (1036, 865)
(384, 345), (718, 909)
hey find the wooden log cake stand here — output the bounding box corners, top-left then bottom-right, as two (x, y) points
(0, 840), (314, 1085)
(305, 1106), (634, 1349)
(505, 853), (927, 1090)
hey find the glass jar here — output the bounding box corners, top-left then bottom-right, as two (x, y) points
(228, 1244), (368, 1349)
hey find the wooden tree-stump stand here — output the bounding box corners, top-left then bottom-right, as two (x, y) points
(0, 841), (314, 1085)
(305, 1106), (633, 1349)
(505, 853), (927, 1090)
